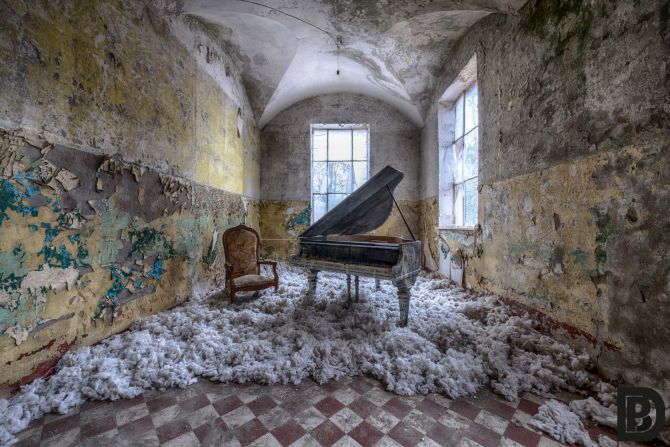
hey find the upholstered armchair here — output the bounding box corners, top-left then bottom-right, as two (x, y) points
(222, 224), (278, 303)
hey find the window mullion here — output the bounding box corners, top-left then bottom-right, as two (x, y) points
(462, 90), (467, 226)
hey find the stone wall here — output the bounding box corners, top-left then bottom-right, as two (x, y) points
(420, 0), (670, 393)
(260, 93), (421, 258)
(0, 0), (260, 385)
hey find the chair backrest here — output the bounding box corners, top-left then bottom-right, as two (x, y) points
(222, 224), (260, 278)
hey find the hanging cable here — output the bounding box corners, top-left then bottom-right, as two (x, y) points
(235, 0), (338, 45)
(336, 36), (342, 75)
(235, 0), (342, 75)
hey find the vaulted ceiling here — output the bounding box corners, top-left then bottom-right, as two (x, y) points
(174, 0), (527, 127)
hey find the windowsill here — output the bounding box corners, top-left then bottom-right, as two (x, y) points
(439, 225), (476, 232)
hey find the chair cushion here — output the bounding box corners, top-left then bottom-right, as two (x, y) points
(233, 274), (275, 289)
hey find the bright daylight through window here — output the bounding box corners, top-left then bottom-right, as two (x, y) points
(449, 83), (478, 227)
(310, 124), (370, 222)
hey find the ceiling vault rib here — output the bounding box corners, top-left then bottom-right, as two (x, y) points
(177, 0), (528, 127)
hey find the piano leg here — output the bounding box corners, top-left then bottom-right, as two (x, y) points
(375, 279), (380, 291)
(307, 269), (319, 299)
(395, 283), (410, 327)
(354, 276), (360, 301)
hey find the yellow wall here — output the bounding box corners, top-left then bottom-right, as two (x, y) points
(0, 0), (260, 385)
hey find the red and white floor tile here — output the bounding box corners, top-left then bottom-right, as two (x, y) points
(6, 376), (638, 446)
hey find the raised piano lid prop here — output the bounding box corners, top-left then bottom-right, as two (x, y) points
(289, 165), (421, 326)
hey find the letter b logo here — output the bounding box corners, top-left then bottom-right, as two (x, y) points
(617, 387), (665, 441)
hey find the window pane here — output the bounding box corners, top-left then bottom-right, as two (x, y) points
(312, 161), (327, 193)
(328, 130), (352, 161)
(464, 178), (478, 227)
(353, 129), (368, 160)
(313, 130), (327, 161)
(352, 161), (368, 190)
(450, 139), (464, 184)
(453, 182), (464, 226)
(463, 130), (478, 180)
(328, 162), (353, 193)
(328, 193), (347, 210)
(313, 194), (327, 222)
(465, 84), (478, 133)
(454, 94), (464, 140)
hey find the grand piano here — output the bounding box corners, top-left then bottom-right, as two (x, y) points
(289, 165), (421, 326)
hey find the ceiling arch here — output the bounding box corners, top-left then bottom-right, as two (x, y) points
(174, 0), (527, 128)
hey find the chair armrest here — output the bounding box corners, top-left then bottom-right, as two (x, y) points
(258, 259), (278, 280)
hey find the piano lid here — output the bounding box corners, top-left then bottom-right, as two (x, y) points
(301, 165), (403, 238)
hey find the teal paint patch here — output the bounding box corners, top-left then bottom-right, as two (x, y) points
(14, 171), (40, 197)
(0, 296), (37, 335)
(106, 267), (128, 299)
(0, 178), (39, 222)
(0, 245), (27, 280)
(94, 267), (130, 320)
(128, 227), (159, 257)
(39, 244), (74, 268)
(146, 259), (164, 279)
(0, 179), (18, 223)
(128, 227), (176, 259)
(569, 248), (588, 265)
(96, 208), (130, 265)
(76, 243), (91, 268)
(287, 207), (310, 230)
(0, 273), (22, 292)
(440, 243), (450, 259)
(41, 223), (59, 242)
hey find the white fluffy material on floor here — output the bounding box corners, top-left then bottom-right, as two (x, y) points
(529, 399), (597, 446)
(0, 266), (606, 445)
(570, 397), (617, 429)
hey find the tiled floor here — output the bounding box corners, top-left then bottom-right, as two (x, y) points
(10, 376), (621, 447)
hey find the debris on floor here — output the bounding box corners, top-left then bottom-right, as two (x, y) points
(0, 266), (621, 445)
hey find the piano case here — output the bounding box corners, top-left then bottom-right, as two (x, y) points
(289, 165), (421, 326)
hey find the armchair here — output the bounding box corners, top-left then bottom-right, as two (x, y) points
(222, 224), (278, 303)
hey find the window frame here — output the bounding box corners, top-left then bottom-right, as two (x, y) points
(448, 82), (479, 229)
(310, 124), (370, 223)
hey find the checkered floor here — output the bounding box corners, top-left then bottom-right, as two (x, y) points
(10, 375), (626, 447)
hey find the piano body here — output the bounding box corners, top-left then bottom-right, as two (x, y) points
(289, 165), (421, 326)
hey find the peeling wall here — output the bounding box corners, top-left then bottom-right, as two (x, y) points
(0, 0), (260, 385)
(259, 93), (422, 258)
(420, 0), (670, 393)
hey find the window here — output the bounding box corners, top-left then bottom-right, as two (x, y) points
(311, 124), (369, 222)
(448, 83), (478, 227)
